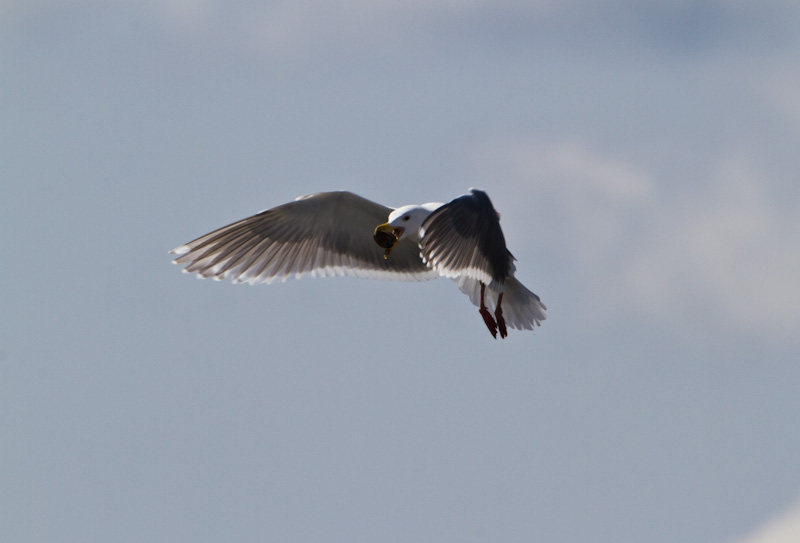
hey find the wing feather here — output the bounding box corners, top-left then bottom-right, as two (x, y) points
(419, 189), (514, 285)
(171, 191), (436, 283)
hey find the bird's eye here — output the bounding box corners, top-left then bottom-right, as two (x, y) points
(403, 216), (410, 221)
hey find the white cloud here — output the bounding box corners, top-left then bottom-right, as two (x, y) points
(762, 67), (800, 127)
(147, 0), (609, 58)
(625, 155), (800, 342)
(480, 139), (654, 257)
(476, 139), (800, 343)
(508, 140), (655, 203)
(245, 0), (487, 57)
(476, 139), (655, 267)
(734, 498), (800, 543)
(152, 0), (215, 30)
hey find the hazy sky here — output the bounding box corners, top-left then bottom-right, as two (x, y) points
(3, 2), (800, 542)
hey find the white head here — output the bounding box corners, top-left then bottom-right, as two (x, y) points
(373, 202), (443, 257)
(386, 203), (442, 242)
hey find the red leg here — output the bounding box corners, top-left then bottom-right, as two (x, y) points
(478, 282), (498, 339)
(495, 292), (507, 339)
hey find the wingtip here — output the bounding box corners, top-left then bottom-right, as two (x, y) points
(170, 244), (190, 256)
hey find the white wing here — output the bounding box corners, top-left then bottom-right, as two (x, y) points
(171, 191), (437, 284)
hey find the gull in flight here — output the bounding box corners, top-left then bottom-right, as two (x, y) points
(170, 189), (546, 338)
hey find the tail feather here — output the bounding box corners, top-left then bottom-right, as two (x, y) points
(455, 276), (546, 331)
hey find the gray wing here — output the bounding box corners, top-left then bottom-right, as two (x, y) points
(419, 189), (515, 285)
(171, 191), (437, 283)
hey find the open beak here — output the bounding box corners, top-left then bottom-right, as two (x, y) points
(373, 223), (405, 259)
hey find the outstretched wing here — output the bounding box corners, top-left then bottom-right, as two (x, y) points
(171, 191), (436, 283)
(419, 189), (515, 285)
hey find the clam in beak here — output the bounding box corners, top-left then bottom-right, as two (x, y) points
(373, 223), (405, 259)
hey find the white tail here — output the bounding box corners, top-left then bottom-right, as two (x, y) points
(454, 276), (546, 331)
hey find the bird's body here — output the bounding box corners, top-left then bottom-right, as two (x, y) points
(170, 189), (546, 338)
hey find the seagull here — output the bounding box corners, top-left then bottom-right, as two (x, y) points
(170, 189), (546, 338)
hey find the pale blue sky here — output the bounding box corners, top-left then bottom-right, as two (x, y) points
(3, 2), (800, 542)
